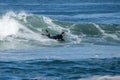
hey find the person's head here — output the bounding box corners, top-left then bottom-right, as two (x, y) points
(61, 32), (65, 36)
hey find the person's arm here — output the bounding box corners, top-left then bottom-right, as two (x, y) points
(57, 35), (65, 41)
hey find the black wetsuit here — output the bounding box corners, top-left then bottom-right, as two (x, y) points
(47, 34), (51, 38)
(47, 34), (64, 41)
(54, 34), (64, 41)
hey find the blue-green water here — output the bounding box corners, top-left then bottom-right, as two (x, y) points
(0, 45), (120, 80)
(0, 0), (120, 80)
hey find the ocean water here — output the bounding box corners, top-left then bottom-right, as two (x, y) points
(0, 0), (120, 80)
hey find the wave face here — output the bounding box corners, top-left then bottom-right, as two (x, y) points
(0, 12), (120, 49)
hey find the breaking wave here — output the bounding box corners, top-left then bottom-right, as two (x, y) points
(0, 12), (120, 49)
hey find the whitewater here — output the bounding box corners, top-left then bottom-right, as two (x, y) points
(0, 0), (120, 80)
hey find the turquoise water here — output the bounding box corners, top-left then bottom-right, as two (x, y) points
(0, 0), (120, 80)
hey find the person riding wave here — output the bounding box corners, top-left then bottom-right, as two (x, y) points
(45, 29), (65, 41)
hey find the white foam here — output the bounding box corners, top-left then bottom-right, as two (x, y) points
(79, 75), (120, 80)
(0, 13), (20, 39)
(93, 23), (120, 41)
(43, 16), (64, 32)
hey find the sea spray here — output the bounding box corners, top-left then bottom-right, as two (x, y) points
(0, 13), (20, 39)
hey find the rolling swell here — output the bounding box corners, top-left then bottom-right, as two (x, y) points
(0, 58), (120, 80)
(0, 12), (120, 49)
